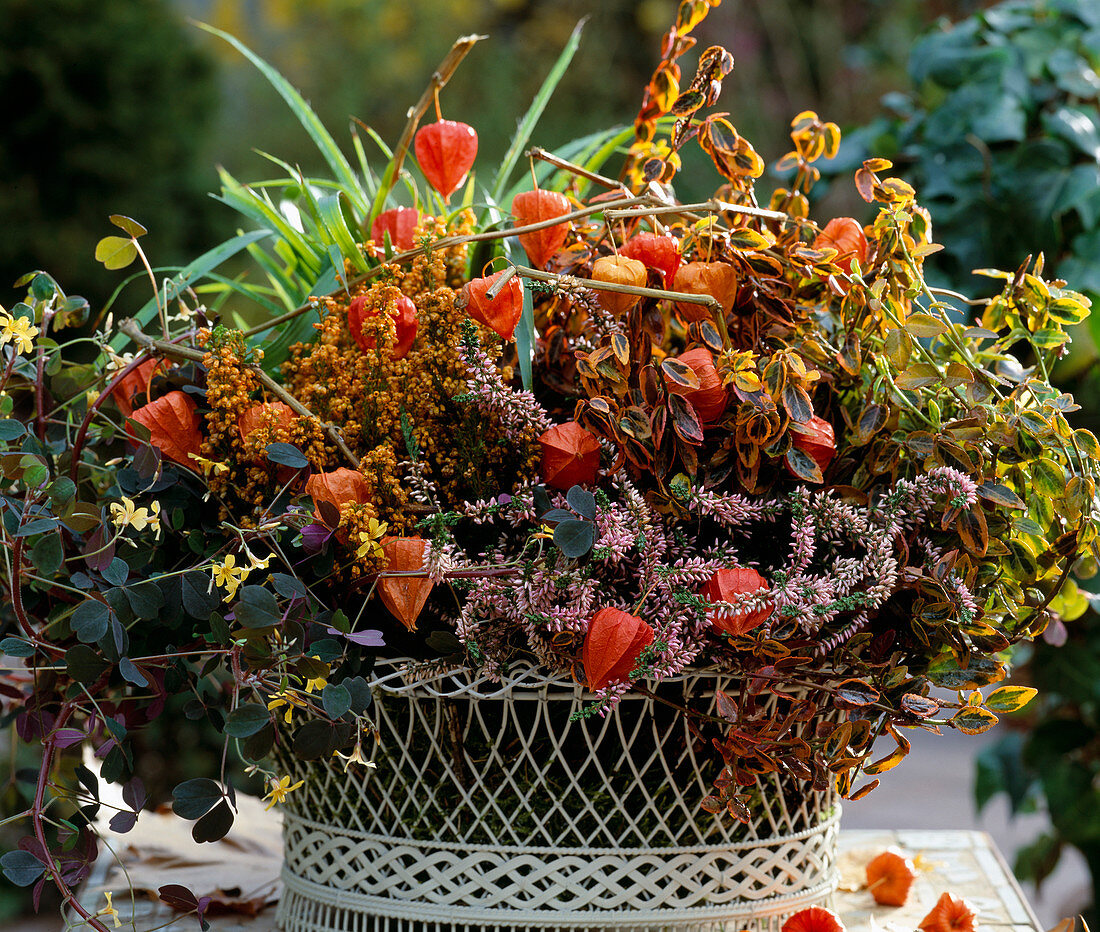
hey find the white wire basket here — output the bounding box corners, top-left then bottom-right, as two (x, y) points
(276, 659), (841, 932)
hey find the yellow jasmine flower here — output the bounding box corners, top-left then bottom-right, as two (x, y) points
(96, 891), (122, 928)
(109, 497), (161, 540)
(188, 452), (229, 476)
(211, 554), (249, 602)
(355, 517), (389, 560)
(333, 743), (377, 772)
(0, 312), (39, 355)
(263, 774), (304, 810)
(304, 673), (328, 694)
(266, 689), (307, 724)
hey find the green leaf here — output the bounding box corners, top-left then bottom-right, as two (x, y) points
(31, 532), (63, 577)
(489, 17), (587, 204)
(192, 799), (235, 844)
(119, 657), (148, 687)
(317, 192), (369, 273)
(985, 685), (1038, 713)
(265, 443), (309, 469)
(14, 517), (59, 537)
(322, 683), (352, 720)
(0, 850), (45, 887)
(109, 215), (148, 238)
(553, 519), (594, 558)
(65, 644), (110, 684)
(71, 599), (111, 643)
(904, 312), (949, 338)
(0, 637), (34, 658)
(0, 419), (25, 441)
(977, 481), (1026, 510)
(125, 581), (165, 620)
(196, 23), (366, 213)
(566, 486), (597, 520)
(236, 586), (279, 627)
(95, 236), (137, 271)
(182, 571), (219, 620)
(224, 704), (271, 738)
(171, 778), (225, 820)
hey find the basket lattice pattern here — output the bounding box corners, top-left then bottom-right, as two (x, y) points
(277, 660), (840, 932)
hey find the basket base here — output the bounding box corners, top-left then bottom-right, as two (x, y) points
(277, 875), (839, 932)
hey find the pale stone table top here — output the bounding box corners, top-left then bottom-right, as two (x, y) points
(75, 814), (1044, 932)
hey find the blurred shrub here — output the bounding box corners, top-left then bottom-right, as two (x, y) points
(836, 0), (1100, 913)
(836, 1), (1100, 298)
(0, 0), (223, 310)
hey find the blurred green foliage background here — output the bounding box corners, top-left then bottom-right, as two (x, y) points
(1, 0), (950, 315)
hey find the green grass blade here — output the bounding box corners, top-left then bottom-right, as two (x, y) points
(489, 17), (588, 205)
(194, 21), (368, 214)
(109, 229), (272, 350)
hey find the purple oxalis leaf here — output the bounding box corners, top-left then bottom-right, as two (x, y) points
(325, 627), (385, 647)
(301, 523), (333, 554)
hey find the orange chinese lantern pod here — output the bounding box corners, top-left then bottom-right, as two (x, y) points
(583, 607), (655, 691)
(348, 293), (418, 359)
(672, 261), (738, 323)
(377, 536), (433, 631)
(781, 906), (846, 932)
(701, 567), (774, 637)
(790, 414), (836, 473)
(461, 271), (524, 341)
(305, 467), (370, 518)
(591, 255), (647, 315)
(812, 217), (869, 274)
(129, 390), (202, 467)
(665, 348), (727, 424)
(866, 848), (918, 907)
(370, 207), (420, 253)
(512, 189), (571, 268)
(111, 357), (169, 417)
(538, 421), (601, 490)
(918, 892), (977, 932)
(621, 231), (682, 288)
(413, 120), (478, 201)
(237, 401), (296, 444)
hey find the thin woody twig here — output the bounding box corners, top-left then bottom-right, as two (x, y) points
(118, 320), (360, 469)
(239, 194), (653, 339)
(509, 263), (722, 310)
(526, 146), (627, 192)
(605, 199), (789, 223)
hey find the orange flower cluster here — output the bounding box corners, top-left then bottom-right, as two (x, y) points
(198, 328), (332, 522)
(281, 214), (538, 536)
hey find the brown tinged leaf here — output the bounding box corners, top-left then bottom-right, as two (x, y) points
(378, 536), (432, 631)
